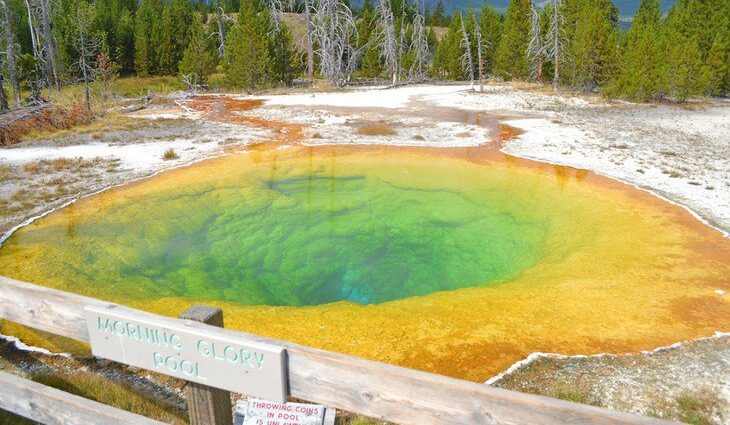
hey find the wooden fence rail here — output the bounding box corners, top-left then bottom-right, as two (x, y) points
(0, 371), (166, 425)
(0, 276), (676, 425)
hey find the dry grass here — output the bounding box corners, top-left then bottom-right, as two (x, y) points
(23, 113), (142, 142)
(0, 164), (15, 182)
(1, 104), (93, 146)
(356, 123), (397, 136)
(23, 157), (109, 174)
(162, 148), (179, 160)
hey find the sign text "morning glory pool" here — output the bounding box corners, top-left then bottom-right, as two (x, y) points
(84, 305), (287, 402)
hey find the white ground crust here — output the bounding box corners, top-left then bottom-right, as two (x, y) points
(0, 118), (266, 173)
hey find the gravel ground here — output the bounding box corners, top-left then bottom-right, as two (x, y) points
(491, 334), (729, 424)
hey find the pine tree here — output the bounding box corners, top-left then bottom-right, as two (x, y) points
(479, 4), (502, 76)
(660, 0), (729, 99)
(158, 0), (193, 75)
(569, 0), (619, 92)
(223, 0), (269, 90)
(268, 21), (298, 86)
(134, 0), (160, 76)
(606, 0), (662, 101)
(115, 8), (134, 74)
(432, 11), (464, 80)
(495, 0), (531, 81)
(357, 2), (382, 78)
(157, 5), (175, 74)
(179, 12), (215, 85)
(705, 33), (728, 95)
(431, 0), (445, 26)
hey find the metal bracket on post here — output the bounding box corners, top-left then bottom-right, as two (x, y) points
(180, 305), (233, 425)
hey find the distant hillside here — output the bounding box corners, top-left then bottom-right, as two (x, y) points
(349, 0), (677, 19)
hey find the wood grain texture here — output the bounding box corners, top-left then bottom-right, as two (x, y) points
(0, 276), (678, 425)
(0, 371), (165, 425)
(180, 304), (233, 425)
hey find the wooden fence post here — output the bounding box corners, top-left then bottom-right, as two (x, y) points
(180, 305), (233, 425)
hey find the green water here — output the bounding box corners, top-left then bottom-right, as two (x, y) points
(0, 152), (548, 306)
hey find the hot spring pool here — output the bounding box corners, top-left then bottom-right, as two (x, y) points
(1, 145), (728, 380)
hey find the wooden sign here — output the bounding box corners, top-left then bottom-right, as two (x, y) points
(235, 398), (333, 425)
(84, 305), (287, 402)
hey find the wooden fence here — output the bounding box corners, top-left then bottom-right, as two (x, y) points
(0, 275), (676, 425)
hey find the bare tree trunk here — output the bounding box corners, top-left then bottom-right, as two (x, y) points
(459, 16), (474, 85)
(1, 0), (20, 105)
(408, 0), (428, 82)
(527, 5), (545, 84)
(313, 0), (359, 85)
(38, 0), (60, 90)
(304, 0), (314, 82)
(552, 0), (560, 90)
(23, 0), (38, 59)
(472, 14), (484, 91)
(80, 41), (90, 110)
(0, 75), (9, 111)
(377, 0), (398, 85)
(74, 4), (95, 111)
(214, 7), (227, 58)
(24, 0), (43, 94)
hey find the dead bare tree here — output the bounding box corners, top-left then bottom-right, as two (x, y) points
(266, 0), (287, 31)
(471, 13), (485, 91)
(459, 14), (474, 85)
(376, 0), (398, 85)
(303, 0), (314, 82)
(23, 0), (61, 91)
(211, 6), (232, 59)
(313, 0), (360, 85)
(22, 0), (41, 92)
(527, 4), (545, 83)
(38, 0), (59, 89)
(0, 0), (20, 104)
(397, 6), (407, 80)
(408, 0), (428, 82)
(545, 0), (564, 89)
(71, 1), (101, 111)
(0, 75), (8, 111)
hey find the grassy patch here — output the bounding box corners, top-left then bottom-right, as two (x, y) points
(0, 410), (38, 425)
(162, 149), (179, 160)
(356, 123), (397, 136)
(110, 76), (185, 98)
(30, 372), (186, 424)
(548, 385), (598, 407)
(647, 388), (723, 425)
(674, 391), (722, 425)
(335, 412), (393, 425)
